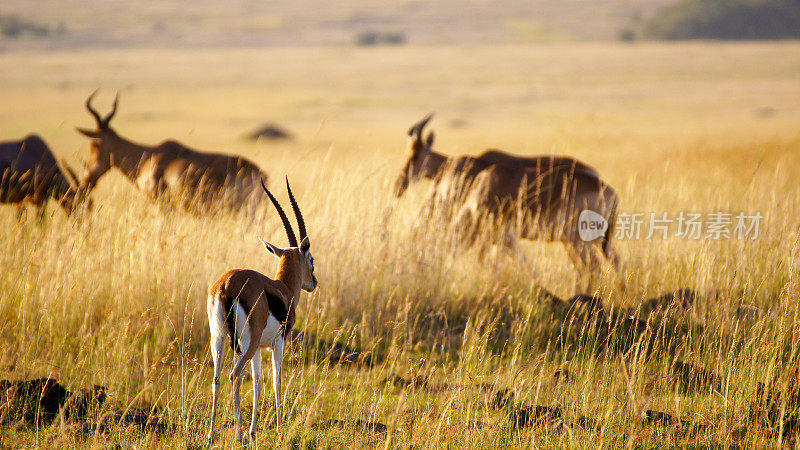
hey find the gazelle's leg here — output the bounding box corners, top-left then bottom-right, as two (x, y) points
(249, 351), (263, 441)
(603, 241), (621, 273)
(563, 240), (585, 272)
(230, 329), (258, 444)
(500, 226), (535, 268)
(206, 300), (228, 443)
(271, 335), (285, 428)
(563, 239), (591, 293)
(575, 241), (604, 292)
(207, 333), (225, 443)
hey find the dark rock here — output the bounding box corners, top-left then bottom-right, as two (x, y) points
(466, 420), (486, 429)
(512, 405), (562, 430)
(291, 330), (372, 367)
(641, 409), (705, 433)
(245, 123), (292, 141)
(628, 289), (696, 317)
(0, 377), (70, 424)
(735, 304), (760, 320)
(553, 369), (571, 382)
(315, 419), (388, 433)
(83, 407), (174, 435)
(489, 389), (515, 410)
(672, 361), (720, 392)
(750, 372), (800, 435)
(574, 415), (600, 431)
(641, 409), (680, 426)
(755, 107), (776, 118)
(61, 385), (107, 421)
(385, 375), (429, 389)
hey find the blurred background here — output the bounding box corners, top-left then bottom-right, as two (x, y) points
(2, 0), (799, 48)
(1, 2), (800, 447)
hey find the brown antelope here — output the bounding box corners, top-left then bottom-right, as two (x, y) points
(1, 134), (89, 219)
(394, 114), (619, 273)
(206, 178), (316, 444)
(75, 91), (268, 214)
(393, 114), (600, 197)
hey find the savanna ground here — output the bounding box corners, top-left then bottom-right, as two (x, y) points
(0, 42), (799, 447)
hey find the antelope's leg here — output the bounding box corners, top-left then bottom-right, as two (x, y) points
(230, 330), (258, 444)
(249, 351), (263, 440)
(207, 331), (225, 443)
(574, 239), (604, 291)
(271, 335), (285, 428)
(501, 228), (535, 272)
(603, 241), (621, 273)
(561, 239), (590, 292)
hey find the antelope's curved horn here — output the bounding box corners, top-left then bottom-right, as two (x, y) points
(407, 113), (434, 138)
(85, 90), (103, 128)
(285, 177), (307, 241)
(102, 92), (119, 127)
(261, 178), (297, 247)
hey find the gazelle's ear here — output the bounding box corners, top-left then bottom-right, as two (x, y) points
(426, 131), (435, 148)
(259, 237), (284, 258)
(76, 127), (102, 139)
(299, 236), (311, 254)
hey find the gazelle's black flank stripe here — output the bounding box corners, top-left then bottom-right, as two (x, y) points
(221, 294), (248, 355)
(266, 293), (287, 323)
(222, 292), (289, 355)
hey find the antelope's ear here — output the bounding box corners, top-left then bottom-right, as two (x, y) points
(259, 238), (284, 258)
(426, 131), (435, 148)
(76, 127), (101, 139)
(299, 236), (310, 254)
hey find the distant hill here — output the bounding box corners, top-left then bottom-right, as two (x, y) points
(644, 0), (800, 39)
(0, 0), (678, 48)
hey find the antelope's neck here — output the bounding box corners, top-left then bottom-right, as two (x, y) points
(424, 152), (448, 179)
(274, 260), (302, 309)
(107, 134), (158, 182)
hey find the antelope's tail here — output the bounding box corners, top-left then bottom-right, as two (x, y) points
(213, 293), (242, 355)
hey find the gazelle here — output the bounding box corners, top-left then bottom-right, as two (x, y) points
(1, 134), (88, 219)
(393, 114), (599, 197)
(454, 159), (619, 273)
(75, 91), (268, 214)
(394, 114), (619, 273)
(206, 178), (317, 444)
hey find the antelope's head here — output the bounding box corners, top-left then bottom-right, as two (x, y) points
(75, 90), (120, 189)
(260, 178), (317, 293)
(57, 160), (94, 216)
(394, 113), (435, 197)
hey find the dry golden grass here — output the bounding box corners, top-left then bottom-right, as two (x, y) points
(0, 42), (799, 447)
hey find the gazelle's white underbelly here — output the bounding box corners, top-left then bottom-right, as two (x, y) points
(233, 304), (283, 351)
(257, 315), (283, 347)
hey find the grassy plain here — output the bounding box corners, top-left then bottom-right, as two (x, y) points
(0, 42), (799, 447)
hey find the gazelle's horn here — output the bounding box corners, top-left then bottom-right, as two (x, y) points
(85, 90), (103, 128)
(261, 178), (297, 247)
(407, 113), (433, 138)
(285, 177), (307, 241)
(102, 92), (119, 127)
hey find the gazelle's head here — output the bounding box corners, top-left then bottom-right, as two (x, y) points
(260, 178), (317, 293)
(394, 113), (435, 197)
(56, 160), (94, 216)
(75, 90), (120, 188)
